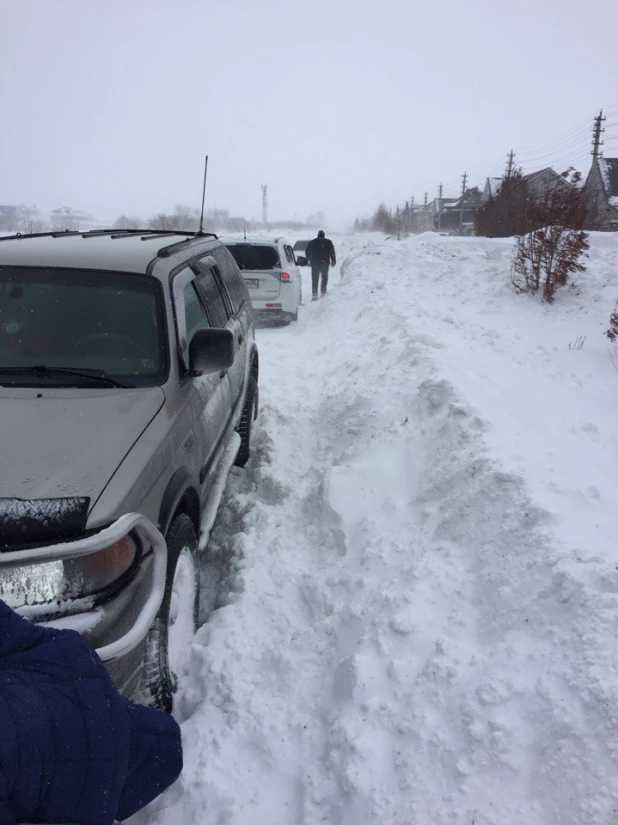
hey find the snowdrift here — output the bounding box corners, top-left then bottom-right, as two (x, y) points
(132, 231), (618, 825)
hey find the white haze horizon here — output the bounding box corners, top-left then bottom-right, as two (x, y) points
(1, 0), (618, 228)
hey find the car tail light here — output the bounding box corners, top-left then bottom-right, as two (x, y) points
(265, 303), (282, 308)
(281, 272), (291, 281)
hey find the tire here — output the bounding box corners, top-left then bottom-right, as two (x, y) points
(139, 513), (199, 713)
(235, 375), (258, 468)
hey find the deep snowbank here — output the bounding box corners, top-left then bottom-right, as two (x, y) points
(132, 232), (618, 825)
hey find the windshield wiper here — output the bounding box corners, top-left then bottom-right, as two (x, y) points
(0, 365), (135, 388)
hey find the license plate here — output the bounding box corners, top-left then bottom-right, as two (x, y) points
(245, 278), (259, 289)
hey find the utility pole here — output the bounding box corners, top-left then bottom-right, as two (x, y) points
(592, 109), (606, 160)
(459, 172), (468, 235)
(437, 183), (443, 231)
(505, 150), (515, 179)
(261, 184), (268, 226)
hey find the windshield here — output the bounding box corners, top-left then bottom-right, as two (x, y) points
(0, 267), (166, 386)
(225, 244), (281, 271)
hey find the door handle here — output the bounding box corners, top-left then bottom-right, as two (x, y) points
(237, 334), (244, 345)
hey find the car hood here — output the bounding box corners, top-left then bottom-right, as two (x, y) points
(0, 387), (165, 508)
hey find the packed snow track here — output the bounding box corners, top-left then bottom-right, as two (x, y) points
(130, 232), (618, 825)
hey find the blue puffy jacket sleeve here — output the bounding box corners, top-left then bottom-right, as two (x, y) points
(0, 599), (182, 825)
(0, 773), (15, 825)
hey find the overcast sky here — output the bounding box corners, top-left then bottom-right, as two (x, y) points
(1, 0), (618, 227)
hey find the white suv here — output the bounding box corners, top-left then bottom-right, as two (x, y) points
(224, 237), (302, 323)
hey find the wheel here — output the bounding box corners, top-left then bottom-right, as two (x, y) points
(139, 513), (199, 713)
(235, 375), (258, 468)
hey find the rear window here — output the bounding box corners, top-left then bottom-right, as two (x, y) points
(225, 244), (280, 271)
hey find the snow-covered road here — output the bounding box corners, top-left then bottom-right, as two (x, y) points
(132, 231), (618, 825)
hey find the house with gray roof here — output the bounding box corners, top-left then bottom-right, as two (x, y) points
(582, 157), (618, 230)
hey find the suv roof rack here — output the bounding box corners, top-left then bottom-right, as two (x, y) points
(0, 228), (218, 249)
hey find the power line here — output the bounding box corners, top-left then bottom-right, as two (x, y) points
(516, 134), (591, 163)
(515, 127), (592, 159)
(514, 115), (594, 154)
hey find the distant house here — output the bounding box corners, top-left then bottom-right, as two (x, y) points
(482, 168), (570, 206)
(523, 167), (571, 201)
(51, 207), (97, 231)
(0, 205), (23, 232)
(415, 197), (458, 233)
(482, 177), (503, 203)
(582, 157), (618, 230)
(414, 203), (433, 233)
(438, 187), (483, 234)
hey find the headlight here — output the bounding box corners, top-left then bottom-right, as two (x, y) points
(0, 560), (66, 609)
(0, 534), (139, 609)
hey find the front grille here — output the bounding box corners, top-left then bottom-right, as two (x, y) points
(0, 497), (90, 550)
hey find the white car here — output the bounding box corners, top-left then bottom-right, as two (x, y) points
(224, 237), (302, 323)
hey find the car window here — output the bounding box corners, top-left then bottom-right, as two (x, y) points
(284, 245), (294, 263)
(0, 266), (166, 386)
(210, 246), (248, 315)
(193, 263), (229, 328)
(182, 281), (210, 367)
(225, 244), (280, 270)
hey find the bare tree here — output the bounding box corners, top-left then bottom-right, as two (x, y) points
(113, 214), (143, 230)
(149, 205), (199, 232)
(17, 207), (47, 234)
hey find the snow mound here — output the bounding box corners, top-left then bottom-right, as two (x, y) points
(131, 232), (618, 825)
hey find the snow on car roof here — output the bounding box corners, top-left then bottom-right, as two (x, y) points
(0, 232), (220, 275)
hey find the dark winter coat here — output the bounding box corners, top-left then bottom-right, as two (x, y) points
(0, 599), (182, 825)
(305, 236), (336, 268)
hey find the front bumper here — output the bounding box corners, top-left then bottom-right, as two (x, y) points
(0, 513), (167, 663)
(253, 307), (296, 323)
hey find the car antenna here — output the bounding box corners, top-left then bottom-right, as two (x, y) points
(196, 154), (209, 236)
(243, 221), (247, 240)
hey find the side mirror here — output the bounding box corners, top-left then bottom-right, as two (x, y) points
(189, 328), (234, 376)
(296, 255), (308, 267)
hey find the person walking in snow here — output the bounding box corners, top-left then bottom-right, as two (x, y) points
(305, 230), (336, 300)
(0, 598), (183, 825)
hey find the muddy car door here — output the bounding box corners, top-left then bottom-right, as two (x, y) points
(172, 266), (231, 487)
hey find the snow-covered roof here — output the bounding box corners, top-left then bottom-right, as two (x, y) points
(598, 157), (618, 207)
